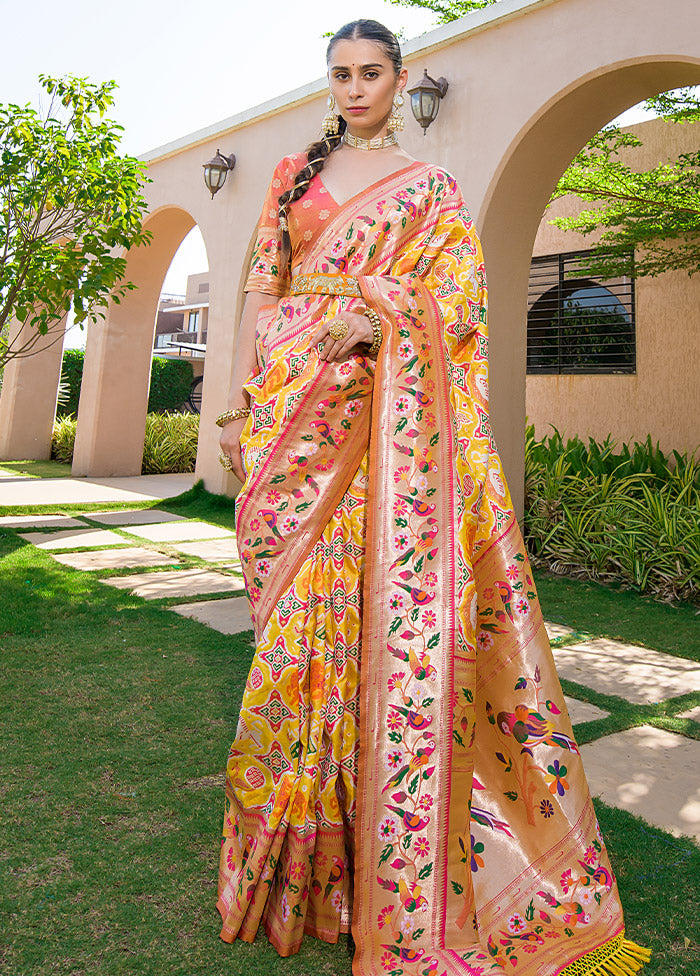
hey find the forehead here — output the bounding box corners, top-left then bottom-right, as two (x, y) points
(328, 37), (391, 69)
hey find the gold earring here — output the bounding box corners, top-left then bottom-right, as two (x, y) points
(321, 93), (340, 137)
(387, 92), (405, 133)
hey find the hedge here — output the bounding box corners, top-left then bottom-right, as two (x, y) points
(57, 349), (194, 416)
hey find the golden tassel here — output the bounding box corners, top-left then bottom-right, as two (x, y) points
(560, 934), (651, 976)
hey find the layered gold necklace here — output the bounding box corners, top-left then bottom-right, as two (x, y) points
(343, 131), (399, 151)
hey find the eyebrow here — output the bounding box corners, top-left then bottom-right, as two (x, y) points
(330, 63), (385, 71)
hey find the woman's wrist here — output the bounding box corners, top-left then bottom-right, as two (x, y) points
(216, 406), (251, 428)
(364, 308), (383, 355)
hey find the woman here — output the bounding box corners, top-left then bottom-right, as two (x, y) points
(216, 19), (649, 976)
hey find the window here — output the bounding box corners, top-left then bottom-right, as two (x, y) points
(187, 310), (200, 333)
(527, 251), (635, 374)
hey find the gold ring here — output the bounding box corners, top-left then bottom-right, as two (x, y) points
(328, 318), (349, 341)
(218, 451), (234, 471)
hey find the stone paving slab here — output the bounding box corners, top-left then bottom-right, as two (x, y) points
(545, 621), (575, 640)
(0, 514), (86, 529)
(169, 538), (239, 561)
(679, 705), (700, 722)
(54, 547), (178, 571)
(552, 637), (700, 704)
(124, 521), (235, 543)
(0, 473), (194, 507)
(564, 696), (610, 725)
(85, 509), (186, 526)
(170, 596), (252, 634)
(101, 568), (242, 599)
(18, 528), (128, 550)
(581, 725), (700, 842)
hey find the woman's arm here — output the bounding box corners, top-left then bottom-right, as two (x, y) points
(219, 290), (276, 482)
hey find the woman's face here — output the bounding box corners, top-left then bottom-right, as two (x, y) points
(328, 38), (408, 136)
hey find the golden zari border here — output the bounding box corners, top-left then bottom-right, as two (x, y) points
(290, 272), (362, 298)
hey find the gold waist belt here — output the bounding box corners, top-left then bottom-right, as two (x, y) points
(290, 272), (362, 299)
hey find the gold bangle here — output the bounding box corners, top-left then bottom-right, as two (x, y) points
(216, 407), (250, 428)
(365, 308), (383, 356)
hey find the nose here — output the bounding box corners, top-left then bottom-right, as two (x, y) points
(348, 73), (364, 101)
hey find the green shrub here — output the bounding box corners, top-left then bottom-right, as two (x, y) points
(141, 412), (199, 474)
(51, 416), (78, 463)
(51, 412), (199, 474)
(524, 426), (700, 605)
(58, 348), (85, 416)
(147, 357), (194, 413)
(56, 350), (195, 417)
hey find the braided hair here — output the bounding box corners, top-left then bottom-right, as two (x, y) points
(278, 19), (403, 268)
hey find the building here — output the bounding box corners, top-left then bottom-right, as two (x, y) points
(154, 271), (209, 360)
(526, 117), (699, 454)
(152, 271), (208, 410)
(155, 118), (699, 451)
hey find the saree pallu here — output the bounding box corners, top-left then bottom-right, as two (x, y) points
(217, 161), (649, 976)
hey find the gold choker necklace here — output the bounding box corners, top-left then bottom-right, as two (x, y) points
(343, 131), (398, 151)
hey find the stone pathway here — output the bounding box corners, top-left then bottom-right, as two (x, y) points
(581, 726), (700, 842)
(54, 547), (177, 571)
(0, 471), (195, 505)
(2, 496), (699, 846)
(103, 567), (242, 600)
(18, 527), (132, 550)
(552, 636), (700, 704)
(170, 595), (253, 633)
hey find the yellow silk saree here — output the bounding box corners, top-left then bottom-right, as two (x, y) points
(217, 155), (649, 976)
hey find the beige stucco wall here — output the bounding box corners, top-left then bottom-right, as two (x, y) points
(528, 118), (700, 453)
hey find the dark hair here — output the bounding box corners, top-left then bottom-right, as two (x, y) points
(278, 20), (402, 267)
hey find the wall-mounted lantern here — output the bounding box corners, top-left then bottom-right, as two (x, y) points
(408, 70), (449, 134)
(203, 150), (236, 198)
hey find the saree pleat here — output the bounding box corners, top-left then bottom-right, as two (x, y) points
(217, 156), (649, 976)
(218, 455), (367, 954)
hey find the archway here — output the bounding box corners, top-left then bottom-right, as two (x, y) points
(478, 57), (700, 511)
(72, 205), (206, 476)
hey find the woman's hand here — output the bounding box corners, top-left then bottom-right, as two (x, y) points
(219, 417), (248, 483)
(309, 310), (374, 362)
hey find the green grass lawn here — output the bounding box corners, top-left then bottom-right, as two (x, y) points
(1, 490), (698, 975)
(0, 458), (74, 479)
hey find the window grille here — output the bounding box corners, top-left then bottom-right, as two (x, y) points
(527, 250), (636, 374)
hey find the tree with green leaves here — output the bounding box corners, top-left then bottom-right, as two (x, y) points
(550, 91), (700, 279)
(0, 75), (151, 371)
(388, 0), (497, 23)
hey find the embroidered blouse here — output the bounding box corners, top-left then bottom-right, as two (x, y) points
(244, 154), (337, 297)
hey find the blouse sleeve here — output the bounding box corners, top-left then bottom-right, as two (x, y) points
(243, 154), (303, 297)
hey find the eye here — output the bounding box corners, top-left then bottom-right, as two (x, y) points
(365, 71), (379, 79)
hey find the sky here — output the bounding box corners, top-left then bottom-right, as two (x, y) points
(0, 0), (440, 346)
(0, 0), (659, 349)
(0, 0), (436, 156)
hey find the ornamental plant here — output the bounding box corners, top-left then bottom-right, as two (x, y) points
(524, 426), (700, 605)
(0, 75), (151, 369)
